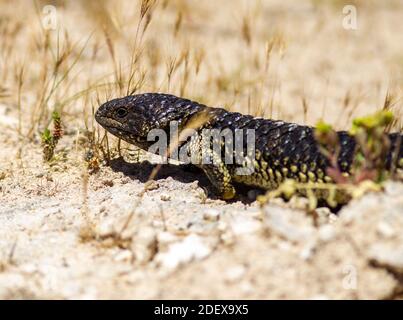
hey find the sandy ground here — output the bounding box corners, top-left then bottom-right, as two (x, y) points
(1, 129), (403, 299)
(0, 0), (403, 299)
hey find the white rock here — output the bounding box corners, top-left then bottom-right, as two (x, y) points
(224, 265), (246, 283)
(19, 263), (38, 274)
(97, 219), (116, 238)
(288, 196), (310, 210)
(368, 244), (403, 273)
(277, 241), (292, 251)
(217, 221), (228, 231)
(264, 206), (314, 243)
(384, 181), (403, 197)
(220, 231), (235, 245)
(300, 239), (317, 260)
(155, 234), (211, 271)
(376, 222), (395, 238)
(239, 281), (254, 295)
(114, 250), (133, 262)
(152, 220), (164, 228)
(230, 216), (261, 235)
(318, 225), (336, 242)
(160, 193), (171, 201)
(315, 207), (332, 225)
(203, 209), (220, 221)
(0, 273), (26, 297)
(157, 231), (178, 245)
(328, 214), (338, 224)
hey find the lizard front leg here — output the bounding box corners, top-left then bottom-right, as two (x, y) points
(196, 147), (236, 200)
(179, 127), (236, 200)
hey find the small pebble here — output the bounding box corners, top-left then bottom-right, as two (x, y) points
(288, 196), (309, 210)
(152, 220), (164, 228)
(19, 263), (38, 274)
(155, 234), (211, 271)
(114, 250), (133, 262)
(157, 231), (178, 245)
(239, 281), (254, 295)
(144, 181), (159, 191)
(132, 227), (157, 264)
(35, 172), (45, 178)
(230, 216), (261, 235)
(369, 244), (403, 273)
(224, 265), (246, 283)
(318, 225), (336, 242)
(203, 209), (220, 221)
(376, 222), (395, 238)
(315, 207), (332, 225)
(217, 221), (228, 232)
(97, 220), (116, 238)
(102, 179), (114, 187)
(299, 238), (318, 260)
(220, 231), (235, 245)
(160, 193), (171, 201)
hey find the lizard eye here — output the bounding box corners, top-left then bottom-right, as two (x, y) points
(115, 107), (128, 118)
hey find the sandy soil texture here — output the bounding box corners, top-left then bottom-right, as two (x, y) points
(0, 0), (402, 299)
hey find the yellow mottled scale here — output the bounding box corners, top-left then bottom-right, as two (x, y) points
(268, 168), (275, 180)
(261, 168), (269, 180)
(317, 169), (324, 179)
(298, 172), (308, 183)
(275, 170), (283, 182)
(307, 171), (316, 182)
(260, 159), (268, 171)
(309, 162), (316, 171)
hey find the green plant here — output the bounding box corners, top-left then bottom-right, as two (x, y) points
(41, 111), (63, 161)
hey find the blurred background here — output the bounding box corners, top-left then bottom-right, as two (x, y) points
(1, 0), (402, 141)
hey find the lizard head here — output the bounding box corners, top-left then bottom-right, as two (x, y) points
(95, 93), (201, 149)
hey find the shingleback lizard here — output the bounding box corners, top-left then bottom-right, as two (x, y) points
(95, 93), (403, 201)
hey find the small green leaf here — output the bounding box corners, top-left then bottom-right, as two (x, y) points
(52, 111), (61, 122)
(316, 120), (333, 133)
(41, 128), (52, 144)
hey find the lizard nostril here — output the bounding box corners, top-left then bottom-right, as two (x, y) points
(95, 108), (103, 122)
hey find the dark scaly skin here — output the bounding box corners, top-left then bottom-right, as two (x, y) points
(95, 93), (403, 201)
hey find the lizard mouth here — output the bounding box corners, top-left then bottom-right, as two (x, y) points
(95, 115), (127, 136)
(95, 114), (149, 145)
(94, 114), (121, 128)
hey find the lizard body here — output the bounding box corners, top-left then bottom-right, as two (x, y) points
(95, 93), (402, 201)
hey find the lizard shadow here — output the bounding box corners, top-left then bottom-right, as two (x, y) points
(108, 157), (259, 204)
(108, 158), (342, 211)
